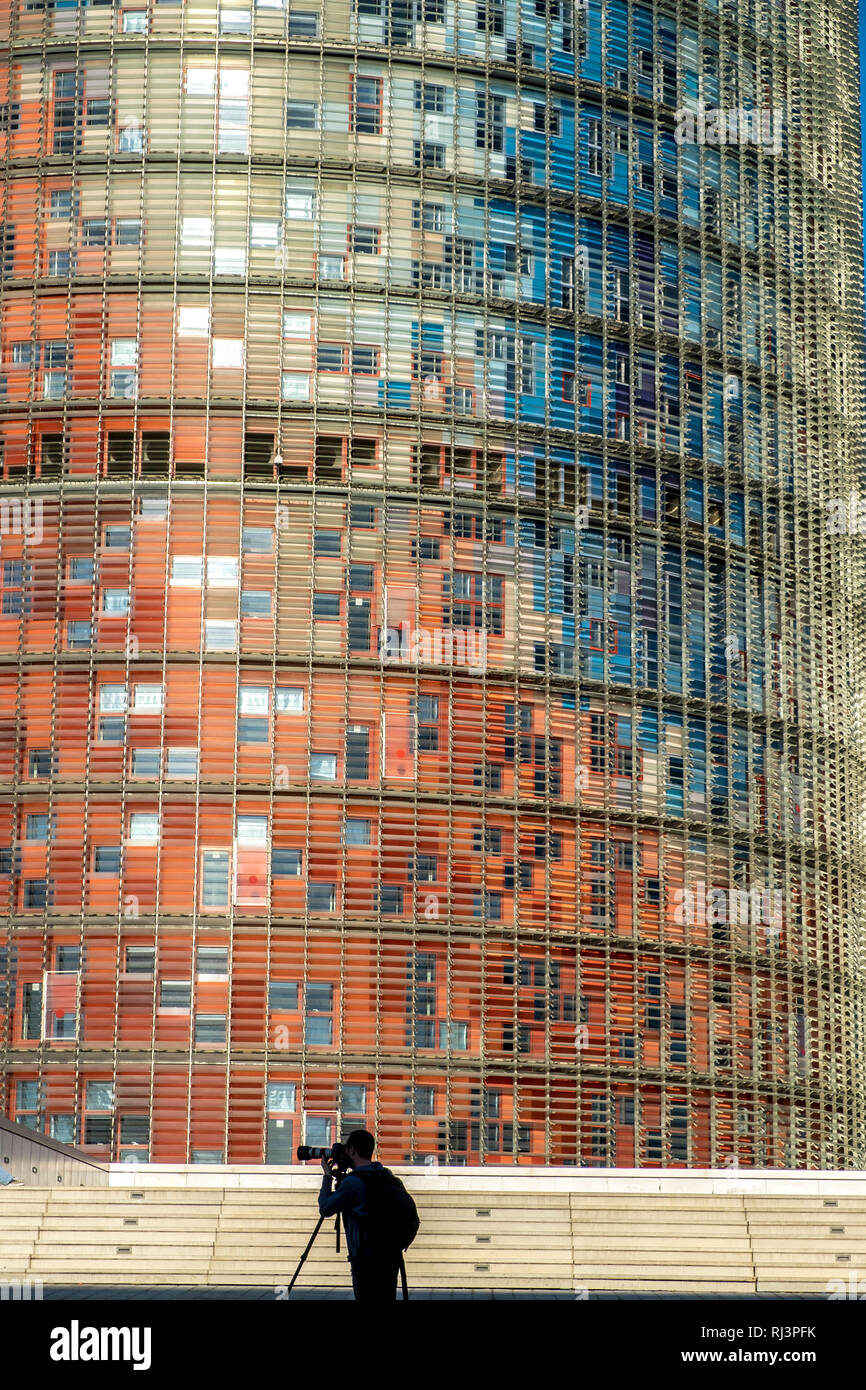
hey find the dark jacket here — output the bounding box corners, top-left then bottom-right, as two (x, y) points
(318, 1162), (385, 1260)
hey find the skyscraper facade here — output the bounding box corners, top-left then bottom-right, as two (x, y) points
(1, 0), (865, 1168)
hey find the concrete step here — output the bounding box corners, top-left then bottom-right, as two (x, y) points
(569, 1196), (747, 1208)
(575, 1279), (756, 1293)
(573, 1264), (755, 1280)
(32, 1242), (214, 1259)
(44, 1201), (222, 1217)
(573, 1250), (752, 1268)
(571, 1213), (748, 1228)
(30, 1259), (214, 1275)
(747, 1216), (866, 1229)
(573, 1237), (752, 1253)
(50, 1190), (221, 1205)
(30, 1232), (216, 1249)
(38, 1218), (220, 1233)
(572, 1221), (748, 1237)
(746, 1198), (866, 1211)
(213, 1230), (572, 1250)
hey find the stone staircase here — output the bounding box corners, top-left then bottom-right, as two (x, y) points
(0, 1178), (862, 1294)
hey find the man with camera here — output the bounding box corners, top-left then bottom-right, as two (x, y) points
(316, 1130), (418, 1302)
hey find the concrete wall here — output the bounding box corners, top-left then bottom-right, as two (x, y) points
(0, 1118), (108, 1187)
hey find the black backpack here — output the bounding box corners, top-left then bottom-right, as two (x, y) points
(354, 1167), (420, 1254)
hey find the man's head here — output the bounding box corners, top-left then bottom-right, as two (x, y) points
(344, 1129), (375, 1167)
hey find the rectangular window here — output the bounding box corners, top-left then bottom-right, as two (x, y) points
(348, 225), (380, 255)
(240, 590), (272, 617)
(205, 619), (237, 650)
(276, 687), (304, 713)
(307, 883), (336, 913)
(131, 749), (160, 777)
(269, 981), (298, 1011)
(82, 218), (108, 247)
(345, 817), (371, 846)
(475, 93), (505, 152)
(305, 983), (334, 1043)
(166, 748), (198, 777)
(286, 100), (319, 129)
(341, 1084), (366, 1115)
(125, 946), (155, 975)
(378, 884), (404, 914)
(476, 0), (504, 33)
(242, 526), (273, 554)
(115, 218), (141, 246)
(350, 76), (383, 134)
(310, 753), (337, 780)
(128, 813), (159, 845)
(94, 846), (121, 875)
(195, 1013), (227, 1043)
(413, 140), (445, 169)
(202, 850), (230, 907)
(313, 592), (340, 619)
(413, 81), (446, 113)
(196, 946), (228, 978)
(412, 201), (444, 232)
(159, 980), (191, 1009)
(272, 848), (301, 877)
(288, 10), (318, 34)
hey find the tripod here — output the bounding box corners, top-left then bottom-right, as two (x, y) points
(285, 1209), (342, 1296)
(286, 1182), (410, 1300)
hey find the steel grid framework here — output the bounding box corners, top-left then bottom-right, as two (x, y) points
(0, 0), (865, 1168)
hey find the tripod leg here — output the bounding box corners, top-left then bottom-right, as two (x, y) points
(286, 1214), (328, 1295)
(399, 1254), (409, 1301)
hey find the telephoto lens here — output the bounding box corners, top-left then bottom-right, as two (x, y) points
(296, 1145), (332, 1161)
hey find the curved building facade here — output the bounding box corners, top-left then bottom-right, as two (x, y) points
(1, 0), (865, 1168)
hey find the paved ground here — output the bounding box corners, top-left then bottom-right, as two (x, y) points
(36, 1286), (825, 1301)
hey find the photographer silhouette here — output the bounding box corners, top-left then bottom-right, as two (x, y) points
(317, 1129), (419, 1302)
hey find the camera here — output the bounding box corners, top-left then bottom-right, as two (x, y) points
(297, 1142), (349, 1170)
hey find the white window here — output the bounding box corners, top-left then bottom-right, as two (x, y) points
(220, 69), (249, 98)
(207, 556), (238, 586)
(212, 339), (245, 369)
(171, 555), (203, 585)
(109, 369), (136, 399)
(214, 247), (247, 276)
(282, 311), (313, 339)
(317, 255), (345, 280)
(86, 1081), (115, 1110)
(178, 306), (210, 337)
(128, 813), (159, 845)
(239, 687), (270, 715)
(166, 747), (198, 777)
(304, 1116), (332, 1145)
(310, 753), (336, 780)
(102, 589), (130, 614)
(236, 815), (268, 845)
(250, 219), (280, 248)
(440, 1020), (469, 1049)
(182, 216), (213, 247)
(122, 11), (148, 31)
(185, 67), (216, 96)
(133, 684), (163, 712)
(99, 684), (127, 713)
(220, 6), (251, 30)
(267, 1083), (296, 1112)
(276, 687), (304, 712)
(205, 619), (237, 651)
(43, 372), (66, 399)
(285, 189), (315, 220)
(111, 339), (138, 367)
(197, 946), (228, 978)
(281, 372), (310, 400)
